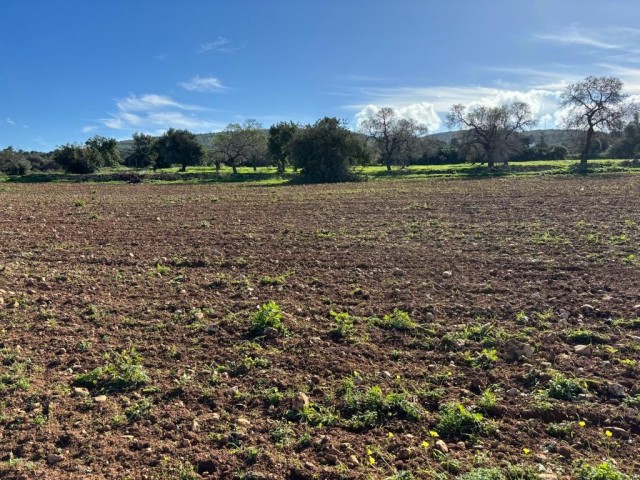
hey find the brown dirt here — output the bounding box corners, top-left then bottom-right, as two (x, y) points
(0, 175), (639, 479)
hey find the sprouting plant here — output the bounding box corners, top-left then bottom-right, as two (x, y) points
(465, 349), (499, 370)
(576, 461), (630, 480)
(377, 308), (417, 331)
(546, 373), (586, 401)
(329, 310), (355, 340)
(436, 403), (491, 441)
(74, 348), (151, 393)
(249, 301), (283, 335)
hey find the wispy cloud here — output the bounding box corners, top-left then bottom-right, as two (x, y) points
(6, 117), (15, 125)
(101, 93), (221, 132)
(198, 36), (240, 53)
(535, 30), (618, 50)
(154, 52), (170, 61)
(180, 75), (227, 92)
(82, 125), (99, 133)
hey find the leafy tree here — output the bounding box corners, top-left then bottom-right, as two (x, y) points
(0, 147), (31, 175)
(52, 144), (102, 174)
(125, 133), (158, 168)
(608, 113), (640, 159)
(155, 128), (204, 172)
(359, 107), (428, 171)
(289, 117), (370, 183)
(559, 76), (638, 166)
(268, 121), (298, 172)
(213, 120), (266, 174)
(446, 102), (537, 167)
(85, 135), (121, 167)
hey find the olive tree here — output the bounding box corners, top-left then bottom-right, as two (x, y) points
(446, 102), (537, 167)
(359, 107), (428, 171)
(560, 76), (638, 166)
(213, 120), (266, 174)
(155, 128), (204, 172)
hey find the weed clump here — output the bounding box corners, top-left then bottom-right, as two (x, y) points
(249, 301), (283, 335)
(377, 308), (417, 331)
(436, 403), (491, 441)
(576, 461), (630, 480)
(74, 348), (150, 393)
(546, 373), (586, 401)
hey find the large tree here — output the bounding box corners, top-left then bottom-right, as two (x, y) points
(124, 132), (158, 169)
(559, 76), (638, 166)
(155, 128), (204, 172)
(213, 120), (266, 174)
(85, 135), (121, 167)
(359, 107), (428, 171)
(289, 117), (370, 183)
(268, 121), (298, 172)
(446, 102), (537, 167)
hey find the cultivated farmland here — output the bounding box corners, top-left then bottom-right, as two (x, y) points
(0, 175), (639, 479)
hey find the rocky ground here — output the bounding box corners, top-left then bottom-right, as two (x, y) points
(0, 175), (639, 479)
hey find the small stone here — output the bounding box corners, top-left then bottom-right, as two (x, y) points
(93, 395), (108, 403)
(538, 474), (559, 480)
(506, 388), (520, 396)
(582, 304), (595, 315)
(72, 387), (90, 398)
(601, 361), (612, 368)
(557, 445), (572, 458)
(292, 392), (310, 411)
(237, 417), (251, 426)
(396, 447), (412, 460)
(47, 453), (64, 465)
(263, 327), (279, 339)
(442, 271), (453, 278)
(574, 344), (592, 356)
(605, 426), (628, 439)
(503, 339), (535, 361)
(607, 383), (626, 397)
(244, 472), (268, 480)
(310, 375), (321, 384)
(382, 371), (393, 379)
(348, 454), (360, 465)
(425, 312), (435, 322)
(434, 440), (448, 453)
(559, 310), (570, 321)
(324, 454), (338, 465)
(205, 324), (219, 334)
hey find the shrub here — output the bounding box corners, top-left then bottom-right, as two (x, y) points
(576, 461), (630, 480)
(546, 374), (586, 401)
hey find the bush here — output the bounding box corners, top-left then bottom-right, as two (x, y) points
(53, 144), (101, 173)
(289, 117), (369, 183)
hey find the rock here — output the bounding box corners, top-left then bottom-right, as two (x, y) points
(538, 474), (559, 480)
(607, 383), (626, 397)
(292, 392), (310, 411)
(442, 271), (452, 278)
(396, 447), (412, 460)
(93, 395), (108, 403)
(205, 324), (219, 334)
(559, 310), (570, 321)
(324, 454), (339, 465)
(382, 371), (393, 379)
(72, 387), (90, 398)
(601, 361), (612, 368)
(557, 445), (572, 458)
(47, 453), (64, 465)
(237, 417), (251, 426)
(425, 312), (435, 322)
(434, 440), (448, 453)
(263, 327), (279, 339)
(348, 454), (360, 466)
(506, 388), (520, 396)
(503, 339), (535, 361)
(582, 304), (595, 315)
(574, 345), (592, 356)
(244, 472), (269, 480)
(605, 426), (629, 439)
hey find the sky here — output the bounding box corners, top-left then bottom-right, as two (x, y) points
(2, 0), (640, 151)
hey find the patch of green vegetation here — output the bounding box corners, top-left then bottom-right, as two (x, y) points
(259, 274), (287, 286)
(465, 349), (499, 370)
(74, 348), (151, 393)
(435, 403), (491, 441)
(376, 308), (417, 331)
(576, 461), (630, 480)
(249, 300), (283, 335)
(329, 310), (356, 340)
(546, 373), (586, 401)
(566, 329), (609, 344)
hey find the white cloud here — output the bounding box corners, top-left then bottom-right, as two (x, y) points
(101, 93), (222, 133)
(82, 125), (99, 133)
(180, 75), (226, 92)
(535, 30), (618, 50)
(198, 37), (240, 53)
(6, 117), (15, 125)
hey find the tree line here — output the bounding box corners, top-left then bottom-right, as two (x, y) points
(2, 75), (639, 181)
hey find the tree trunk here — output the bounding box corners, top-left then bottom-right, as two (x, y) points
(385, 155), (392, 171)
(215, 161), (220, 172)
(581, 127), (594, 166)
(180, 164), (187, 172)
(232, 164), (238, 174)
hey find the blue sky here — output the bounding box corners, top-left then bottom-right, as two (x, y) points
(2, 0), (640, 151)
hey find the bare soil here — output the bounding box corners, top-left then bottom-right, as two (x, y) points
(0, 175), (639, 479)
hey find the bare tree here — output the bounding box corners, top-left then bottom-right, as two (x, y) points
(559, 76), (638, 166)
(213, 119), (266, 174)
(359, 107), (428, 171)
(446, 102), (537, 167)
